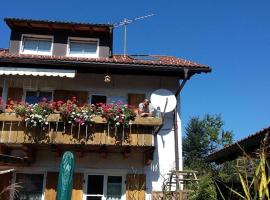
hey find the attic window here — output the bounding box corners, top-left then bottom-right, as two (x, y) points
(20, 35), (53, 55)
(68, 37), (99, 58)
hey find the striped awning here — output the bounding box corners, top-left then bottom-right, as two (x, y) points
(0, 168), (15, 174)
(0, 67), (76, 78)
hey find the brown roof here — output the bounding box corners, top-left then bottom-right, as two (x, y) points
(205, 126), (270, 164)
(5, 18), (112, 32)
(0, 49), (210, 71)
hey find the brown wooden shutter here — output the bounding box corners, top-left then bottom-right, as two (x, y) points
(73, 91), (88, 106)
(0, 172), (12, 200)
(128, 94), (146, 107)
(45, 172), (83, 200)
(71, 173), (84, 200)
(45, 172), (58, 200)
(54, 90), (88, 106)
(126, 174), (146, 200)
(7, 88), (23, 102)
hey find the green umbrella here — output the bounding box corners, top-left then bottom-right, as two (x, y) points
(56, 151), (74, 200)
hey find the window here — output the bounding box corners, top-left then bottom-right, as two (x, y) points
(107, 176), (122, 200)
(25, 91), (53, 104)
(91, 95), (107, 105)
(15, 173), (44, 200)
(85, 175), (122, 200)
(128, 93), (146, 107)
(21, 35), (53, 55)
(68, 37), (99, 58)
(86, 175), (104, 200)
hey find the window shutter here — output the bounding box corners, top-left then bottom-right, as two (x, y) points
(128, 94), (146, 107)
(7, 87), (23, 102)
(71, 173), (84, 200)
(0, 87), (2, 97)
(73, 91), (88, 106)
(45, 172), (83, 200)
(54, 90), (88, 106)
(45, 172), (58, 200)
(0, 172), (12, 199)
(126, 174), (146, 200)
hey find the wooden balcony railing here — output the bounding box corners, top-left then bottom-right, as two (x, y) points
(0, 113), (162, 147)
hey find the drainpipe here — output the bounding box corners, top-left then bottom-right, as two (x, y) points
(174, 69), (190, 171)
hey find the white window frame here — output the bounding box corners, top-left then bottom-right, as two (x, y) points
(83, 173), (125, 200)
(23, 89), (54, 103)
(67, 37), (99, 58)
(11, 171), (46, 200)
(20, 34), (54, 56)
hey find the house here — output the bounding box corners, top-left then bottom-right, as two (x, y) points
(205, 126), (270, 164)
(0, 18), (210, 200)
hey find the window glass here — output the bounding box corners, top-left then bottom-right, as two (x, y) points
(69, 40), (98, 56)
(39, 91), (53, 102)
(38, 40), (51, 52)
(25, 91), (39, 104)
(107, 176), (122, 200)
(91, 95), (106, 105)
(22, 37), (52, 54)
(86, 197), (102, 200)
(23, 38), (38, 52)
(87, 175), (104, 195)
(25, 91), (52, 104)
(15, 173), (44, 200)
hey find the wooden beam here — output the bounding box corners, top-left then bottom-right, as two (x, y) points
(22, 145), (35, 163)
(26, 22), (33, 29)
(0, 145), (10, 155)
(99, 145), (108, 159)
(50, 144), (62, 157)
(75, 145), (84, 158)
(144, 147), (155, 165)
(122, 147), (131, 159)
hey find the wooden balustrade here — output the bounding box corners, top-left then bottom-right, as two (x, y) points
(0, 113), (162, 147)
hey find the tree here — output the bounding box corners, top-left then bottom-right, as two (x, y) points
(183, 114), (233, 170)
(183, 114), (234, 200)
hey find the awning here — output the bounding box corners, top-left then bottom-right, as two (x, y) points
(0, 168), (15, 174)
(0, 67), (76, 78)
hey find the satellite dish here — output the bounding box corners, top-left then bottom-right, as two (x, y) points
(150, 89), (177, 113)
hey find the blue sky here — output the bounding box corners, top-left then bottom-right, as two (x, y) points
(0, 0), (269, 141)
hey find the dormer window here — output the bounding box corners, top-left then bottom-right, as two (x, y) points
(20, 34), (53, 55)
(67, 37), (99, 58)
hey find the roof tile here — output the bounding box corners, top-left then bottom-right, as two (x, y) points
(0, 49), (209, 70)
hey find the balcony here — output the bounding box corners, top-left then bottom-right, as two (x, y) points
(0, 113), (162, 147)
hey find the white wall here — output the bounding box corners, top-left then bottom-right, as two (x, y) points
(0, 73), (182, 197)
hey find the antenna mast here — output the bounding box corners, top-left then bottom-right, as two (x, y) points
(114, 14), (154, 56)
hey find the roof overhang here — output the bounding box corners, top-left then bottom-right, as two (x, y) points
(0, 58), (211, 78)
(0, 67), (76, 78)
(5, 18), (113, 33)
(205, 126), (270, 164)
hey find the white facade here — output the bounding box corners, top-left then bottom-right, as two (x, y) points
(0, 72), (182, 199)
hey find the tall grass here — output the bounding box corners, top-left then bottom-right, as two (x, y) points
(216, 135), (270, 200)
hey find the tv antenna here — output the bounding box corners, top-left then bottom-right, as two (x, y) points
(114, 13), (155, 56)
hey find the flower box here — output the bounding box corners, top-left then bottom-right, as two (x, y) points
(0, 113), (21, 121)
(0, 113), (162, 126)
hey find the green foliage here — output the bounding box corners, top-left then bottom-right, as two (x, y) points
(183, 114), (234, 199)
(217, 140), (270, 200)
(188, 174), (217, 200)
(183, 114), (233, 170)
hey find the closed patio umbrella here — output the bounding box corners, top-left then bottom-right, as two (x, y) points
(56, 151), (74, 200)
